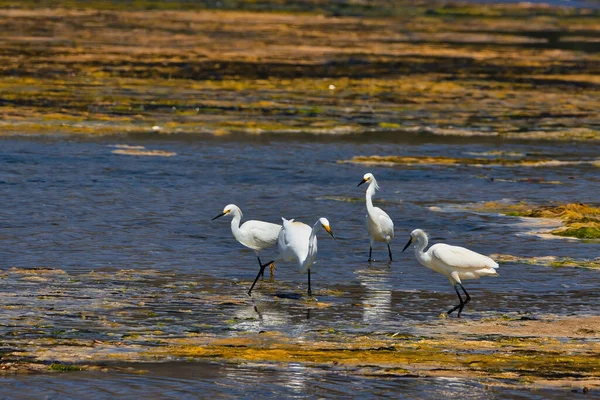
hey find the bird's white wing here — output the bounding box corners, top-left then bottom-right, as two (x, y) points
(278, 218), (310, 264)
(431, 244), (498, 270)
(245, 220), (282, 249)
(281, 217), (299, 236)
(376, 209), (394, 236)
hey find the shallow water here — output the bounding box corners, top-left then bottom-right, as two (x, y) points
(1, 133), (599, 397)
(0, 362), (581, 400)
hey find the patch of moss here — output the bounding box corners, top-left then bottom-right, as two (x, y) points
(342, 156), (600, 168)
(48, 363), (82, 372)
(474, 203), (600, 240)
(552, 226), (600, 239)
(491, 254), (600, 269)
(378, 122), (401, 129)
(549, 258), (600, 269)
(510, 203), (600, 221)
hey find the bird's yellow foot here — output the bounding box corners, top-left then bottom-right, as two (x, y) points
(269, 263), (276, 280)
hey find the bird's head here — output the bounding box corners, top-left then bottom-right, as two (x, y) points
(357, 172), (374, 187)
(319, 217), (336, 239)
(402, 229), (427, 252)
(357, 173), (379, 191)
(212, 204), (240, 220)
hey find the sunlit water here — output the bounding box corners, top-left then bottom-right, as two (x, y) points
(0, 362), (578, 399)
(1, 133), (599, 397)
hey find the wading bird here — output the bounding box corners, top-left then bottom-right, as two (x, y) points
(212, 204), (282, 282)
(249, 217), (335, 296)
(402, 229), (499, 317)
(357, 173), (394, 263)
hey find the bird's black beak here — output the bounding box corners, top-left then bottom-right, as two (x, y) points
(402, 237), (413, 252)
(325, 226), (336, 240)
(357, 178), (367, 187)
(211, 212), (226, 221)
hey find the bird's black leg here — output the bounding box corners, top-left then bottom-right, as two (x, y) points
(253, 305), (263, 320)
(457, 283), (471, 317)
(307, 269), (312, 296)
(446, 283), (465, 317)
(387, 244), (393, 263)
(257, 256), (275, 279)
(248, 261), (273, 296)
(257, 257), (264, 278)
(368, 246), (373, 263)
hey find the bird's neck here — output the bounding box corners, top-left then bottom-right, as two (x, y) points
(309, 221), (320, 244)
(413, 237), (429, 265)
(230, 213), (244, 241)
(365, 182), (377, 213)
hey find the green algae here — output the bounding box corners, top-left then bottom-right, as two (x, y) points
(465, 202), (600, 240)
(48, 363), (83, 372)
(553, 226), (600, 239)
(342, 155), (600, 168)
(153, 331), (600, 384)
(493, 254), (600, 270)
(0, 4), (598, 139)
(550, 258), (600, 269)
(507, 203), (600, 220)
(509, 203), (600, 239)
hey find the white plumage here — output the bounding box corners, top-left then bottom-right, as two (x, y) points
(403, 228), (499, 317)
(357, 173), (394, 262)
(275, 217), (335, 295)
(212, 204), (281, 286)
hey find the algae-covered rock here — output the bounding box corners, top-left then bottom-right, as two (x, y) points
(470, 202), (600, 240)
(510, 203), (600, 220)
(491, 254), (600, 269)
(342, 155), (600, 168)
(509, 203), (600, 239)
(47, 363), (83, 372)
(552, 226), (600, 239)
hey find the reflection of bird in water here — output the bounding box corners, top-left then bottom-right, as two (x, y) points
(231, 302), (291, 332)
(231, 299), (313, 333)
(403, 229), (499, 317)
(212, 204), (281, 283)
(357, 173), (394, 263)
(250, 217), (335, 296)
(356, 269), (392, 324)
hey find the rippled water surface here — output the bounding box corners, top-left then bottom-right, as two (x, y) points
(0, 362), (581, 399)
(1, 134), (599, 397)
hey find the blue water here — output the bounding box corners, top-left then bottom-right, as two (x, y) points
(1, 133), (599, 397)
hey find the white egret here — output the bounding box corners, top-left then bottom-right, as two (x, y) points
(212, 204), (282, 287)
(250, 217), (335, 296)
(402, 229), (499, 317)
(357, 173), (394, 262)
